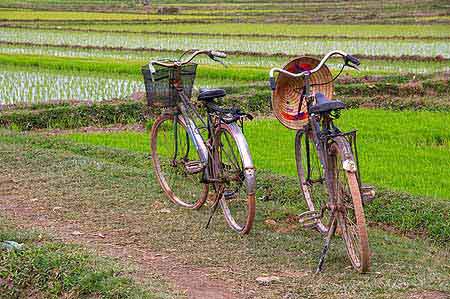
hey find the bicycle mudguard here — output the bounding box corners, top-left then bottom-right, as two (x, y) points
(219, 122), (256, 195)
(176, 112), (209, 166)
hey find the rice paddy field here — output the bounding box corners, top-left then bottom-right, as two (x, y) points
(0, 1), (449, 297)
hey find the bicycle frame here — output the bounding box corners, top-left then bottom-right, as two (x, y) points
(171, 82), (254, 188)
(301, 105), (362, 202)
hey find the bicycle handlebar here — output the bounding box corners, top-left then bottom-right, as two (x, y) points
(149, 49), (227, 73)
(211, 50), (227, 58)
(346, 54), (360, 66)
(268, 50), (360, 90)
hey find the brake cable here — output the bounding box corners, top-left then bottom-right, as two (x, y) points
(178, 49), (197, 60)
(311, 63), (346, 87)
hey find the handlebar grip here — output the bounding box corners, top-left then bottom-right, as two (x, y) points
(211, 51), (227, 58)
(346, 54), (360, 66)
(269, 77), (276, 90)
(148, 63), (156, 74)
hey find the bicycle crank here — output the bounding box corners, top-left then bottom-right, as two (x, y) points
(184, 160), (205, 174)
(298, 210), (321, 229)
(223, 189), (237, 200)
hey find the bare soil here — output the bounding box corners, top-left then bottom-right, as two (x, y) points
(0, 175), (239, 299)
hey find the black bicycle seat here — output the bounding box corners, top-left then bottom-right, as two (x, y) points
(309, 92), (346, 114)
(198, 88), (226, 101)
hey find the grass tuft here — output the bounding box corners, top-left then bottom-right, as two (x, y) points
(0, 225), (156, 298)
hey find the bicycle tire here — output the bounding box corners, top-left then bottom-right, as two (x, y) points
(151, 113), (208, 209)
(329, 136), (370, 272)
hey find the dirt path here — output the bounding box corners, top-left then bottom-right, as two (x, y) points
(0, 175), (241, 299)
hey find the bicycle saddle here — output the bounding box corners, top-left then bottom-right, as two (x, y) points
(198, 88), (226, 101)
(309, 92), (346, 114)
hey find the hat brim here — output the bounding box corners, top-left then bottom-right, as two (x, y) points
(272, 57), (334, 130)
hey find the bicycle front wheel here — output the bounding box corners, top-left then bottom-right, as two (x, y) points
(328, 136), (370, 272)
(215, 123), (256, 234)
(150, 113), (208, 209)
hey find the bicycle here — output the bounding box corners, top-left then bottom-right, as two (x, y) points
(269, 50), (375, 272)
(142, 49), (256, 234)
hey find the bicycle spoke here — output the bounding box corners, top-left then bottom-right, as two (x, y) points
(221, 133), (241, 170)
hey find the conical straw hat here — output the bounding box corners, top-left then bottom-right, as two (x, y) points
(272, 57), (334, 130)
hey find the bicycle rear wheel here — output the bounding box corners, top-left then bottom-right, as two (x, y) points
(215, 123), (256, 234)
(151, 113), (208, 209)
(328, 137), (370, 272)
(295, 129), (330, 233)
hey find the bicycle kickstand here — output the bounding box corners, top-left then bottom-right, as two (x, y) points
(205, 186), (224, 229)
(316, 215), (337, 274)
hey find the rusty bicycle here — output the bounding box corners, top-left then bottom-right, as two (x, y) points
(142, 49), (256, 234)
(269, 50), (375, 272)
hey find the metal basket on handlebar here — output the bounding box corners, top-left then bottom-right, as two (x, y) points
(141, 63), (197, 107)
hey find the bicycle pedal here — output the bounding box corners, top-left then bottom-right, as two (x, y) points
(361, 185), (376, 204)
(223, 190), (237, 200)
(298, 211), (321, 229)
(184, 161), (205, 174)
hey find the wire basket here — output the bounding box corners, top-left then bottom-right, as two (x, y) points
(142, 63), (197, 107)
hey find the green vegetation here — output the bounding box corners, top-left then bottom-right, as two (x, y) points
(37, 23), (450, 39)
(1, 51), (448, 79)
(0, 9), (227, 21)
(0, 53), (267, 82)
(0, 1), (447, 25)
(0, 130), (449, 299)
(1, 2), (449, 298)
(1, 43), (449, 72)
(0, 101), (147, 130)
(62, 109), (450, 201)
(2, 27), (448, 58)
(0, 52), (448, 105)
(0, 131), (450, 298)
(0, 222), (165, 298)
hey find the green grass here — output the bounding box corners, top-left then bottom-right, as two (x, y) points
(46, 23), (450, 39)
(0, 53), (268, 83)
(64, 109), (450, 200)
(0, 9), (228, 21)
(0, 222), (169, 298)
(0, 101), (147, 130)
(0, 129), (449, 299)
(0, 52), (447, 91)
(1, 44), (448, 74)
(0, 0), (447, 25)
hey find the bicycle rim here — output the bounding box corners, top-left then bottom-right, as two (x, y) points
(151, 114), (208, 209)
